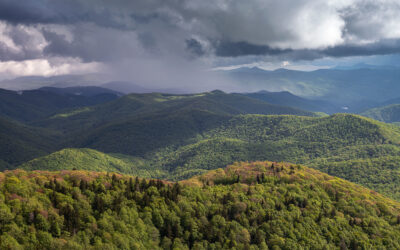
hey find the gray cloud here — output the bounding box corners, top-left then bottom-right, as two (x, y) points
(1, 0), (400, 61)
(214, 39), (400, 60)
(185, 38), (205, 56)
(215, 41), (292, 57)
(0, 22), (46, 61)
(0, 0), (400, 87)
(323, 40), (400, 58)
(42, 26), (145, 62)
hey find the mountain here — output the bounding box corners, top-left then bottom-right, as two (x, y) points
(0, 117), (58, 169)
(86, 114), (400, 200)
(0, 87), (119, 122)
(1, 162), (400, 249)
(0, 74), (106, 90)
(4, 87), (400, 200)
(101, 81), (186, 94)
(0, 89), (316, 167)
(19, 148), (151, 177)
(221, 67), (400, 112)
(333, 63), (400, 70)
(32, 90), (317, 134)
(361, 104), (400, 123)
(39, 86), (122, 97)
(25, 110), (400, 200)
(138, 114), (400, 199)
(380, 97), (400, 106)
(243, 90), (337, 114)
(0, 74), (187, 94)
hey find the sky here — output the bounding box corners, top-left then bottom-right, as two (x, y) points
(0, 0), (400, 89)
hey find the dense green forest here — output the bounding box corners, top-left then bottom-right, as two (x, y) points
(31, 90), (317, 134)
(4, 89), (400, 201)
(18, 104), (400, 200)
(0, 87), (119, 123)
(2, 162), (400, 249)
(361, 104), (400, 123)
(19, 148), (152, 178)
(243, 90), (336, 114)
(0, 117), (58, 169)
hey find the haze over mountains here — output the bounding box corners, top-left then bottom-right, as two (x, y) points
(2, 64), (400, 113)
(220, 66), (400, 112)
(0, 75), (191, 94)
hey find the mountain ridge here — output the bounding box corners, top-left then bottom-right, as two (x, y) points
(2, 162), (400, 248)
(361, 104), (400, 123)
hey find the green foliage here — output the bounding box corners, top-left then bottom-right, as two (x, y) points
(19, 148), (153, 178)
(5, 90), (400, 202)
(0, 88), (118, 123)
(18, 111), (400, 200)
(314, 156), (400, 200)
(244, 91), (337, 114)
(362, 104), (400, 123)
(0, 117), (58, 168)
(33, 91), (316, 134)
(2, 163), (400, 249)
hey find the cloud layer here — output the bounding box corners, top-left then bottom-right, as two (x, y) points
(0, 0), (399, 87)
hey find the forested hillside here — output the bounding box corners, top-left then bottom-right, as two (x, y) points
(361, 104), (400, 123)
(0, 117), (58, 169)
(0, 87), (119, 123)
(71, 113), (400, 197)
(19, 111), (400, 200)
(32, 91), (316, 134)
(19, 148), (152, 178)
(0, 90), (317, 172)
(243, 90), (336, 113)
(4, 89), (400, 201)
(2, 162), (400, 249)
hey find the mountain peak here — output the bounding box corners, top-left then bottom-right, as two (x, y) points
(230, 66), (268, 73)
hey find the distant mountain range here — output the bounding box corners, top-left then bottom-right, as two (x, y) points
(2, 66), (400, 112)
(243, 90), (338, 114)
(0, 74), (104, 90)
(101, 81), (188, 94)
(39, 86), (122, 97)
(0, 75), (187, 94)
(219, 66), (400, 112)
(333, 63), (400, 70)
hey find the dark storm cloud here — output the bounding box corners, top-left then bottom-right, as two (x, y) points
(0, 0), (84, 25)
(322, 40), (400, 58)
(185, 39), (205, 56)
(215, 41), (292, 57)
(0, 1), (53, 24)
(0, 0), (148, 31)
(42, 26), (146, 62)
(214, 40), (400, 60)
(0, 0), (400, 63)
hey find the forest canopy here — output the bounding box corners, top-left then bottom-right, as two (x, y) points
(1, 162), (400, 249)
